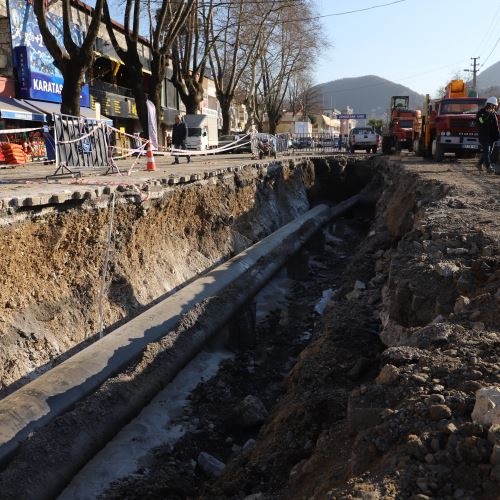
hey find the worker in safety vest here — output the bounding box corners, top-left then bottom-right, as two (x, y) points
(476, 96), (499, 173)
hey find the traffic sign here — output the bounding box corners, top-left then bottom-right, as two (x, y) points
(335, 114), (366, 119)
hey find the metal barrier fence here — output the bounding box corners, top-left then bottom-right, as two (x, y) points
(53, 113), (111, 176)
(251, 132), (347, 158)
(290, 133), (346, 153)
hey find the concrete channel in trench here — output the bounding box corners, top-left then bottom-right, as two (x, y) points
(0, 155), (378, 499)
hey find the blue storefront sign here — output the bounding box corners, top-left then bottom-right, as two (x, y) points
(8, 0), (90, 108)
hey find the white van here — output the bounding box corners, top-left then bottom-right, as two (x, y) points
(184, 114), (219, 151)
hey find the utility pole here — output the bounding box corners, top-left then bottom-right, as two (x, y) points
(464, 57), (480, 92)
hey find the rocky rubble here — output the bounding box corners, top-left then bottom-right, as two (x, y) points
(201, 160), (500, 499)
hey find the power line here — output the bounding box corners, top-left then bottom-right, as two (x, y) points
(481, 34), (500, 69)
(474, 3), (500, 55)
(314, 0), (407, 19)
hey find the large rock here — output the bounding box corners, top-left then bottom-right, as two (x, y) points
(407, 323), (461, 349)
(375, 364), (400, 385)
(380, 346), (424, 366)
(472, 387), (500, 427)
(232, 395), (268, 428)
(197, 451), (225, 478)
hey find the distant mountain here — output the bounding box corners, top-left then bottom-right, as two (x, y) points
(311, 75), (425, 119)
(476, 60), (500, 94)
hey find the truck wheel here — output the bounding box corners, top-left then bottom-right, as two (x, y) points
(381, 137), (391, 154)
(432, 140), (444, 162)
(413, 139), (421, 156)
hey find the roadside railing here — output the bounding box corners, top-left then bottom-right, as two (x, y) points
(250, 132), (348, 159)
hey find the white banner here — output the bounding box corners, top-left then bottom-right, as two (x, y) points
(147, 100), (158, 151)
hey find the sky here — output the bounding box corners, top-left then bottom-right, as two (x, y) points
(314, 0), (500, 97)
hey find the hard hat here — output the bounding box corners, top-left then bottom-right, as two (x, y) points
(486, 96), (498, 106)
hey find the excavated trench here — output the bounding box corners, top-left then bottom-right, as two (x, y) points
(0, 155), (377, 499)
(4, 155), (497, 500)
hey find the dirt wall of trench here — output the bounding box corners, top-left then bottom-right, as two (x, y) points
(0, 158), (363, 396)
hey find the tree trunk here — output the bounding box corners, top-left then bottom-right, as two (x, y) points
(267, 109), (279, 135)
(60, 67), (84, 116)
(150, 55), (167, 137)
(172, 76), (204, 115)
(133, 84), (150, 138)
(180, 91), (203, 115)
(219, 96), (232, 135)
(127, 66), (149, 138)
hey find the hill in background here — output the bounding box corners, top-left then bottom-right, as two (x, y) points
(476, 60), (500, 97)
(477, 60), (500, 91)
(311, 75), (426, 119)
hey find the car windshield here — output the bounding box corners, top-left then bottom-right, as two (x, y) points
(440, 99), (486, 115)
(398, 120), (413, 128)
(188, 127), (202, 137)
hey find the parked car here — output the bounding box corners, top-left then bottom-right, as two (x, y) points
(216, 134), (252, 153)
(348, 127), (378, 153)
(217, 134), (237, 152)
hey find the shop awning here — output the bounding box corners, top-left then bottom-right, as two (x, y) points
(22, 99), (113, 125)
(0, 98), (46, 122)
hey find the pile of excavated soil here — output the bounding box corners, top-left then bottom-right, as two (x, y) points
(98, 158), (499, 500)
(199, 158), (500, 500)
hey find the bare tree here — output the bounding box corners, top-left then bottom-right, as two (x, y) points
(170, 0), (214, 115)
(103, 0), (194, 136)
(149, 0), (195, 130)
(257, 0), (324, 134)
(286, 73), (321, 117)
(238, 13), (280, 132)
(33, 0), (105, 116)
(208, 0), (277, 135)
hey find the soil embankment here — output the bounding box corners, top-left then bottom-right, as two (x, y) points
(0, 161), (306, 394)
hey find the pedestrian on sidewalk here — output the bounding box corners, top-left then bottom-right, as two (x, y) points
(476, 96), (499, 173)
(172, 114), (191, 164)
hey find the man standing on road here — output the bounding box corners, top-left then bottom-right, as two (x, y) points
(172, 114), (191, 164)
(476, 96), (499, 173)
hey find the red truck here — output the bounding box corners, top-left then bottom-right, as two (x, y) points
(415, 80), (487, 162)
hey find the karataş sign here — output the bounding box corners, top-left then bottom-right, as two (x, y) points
(8, 0), (90, 107)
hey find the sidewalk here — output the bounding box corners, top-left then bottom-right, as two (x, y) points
(0, 152), (292, 209)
